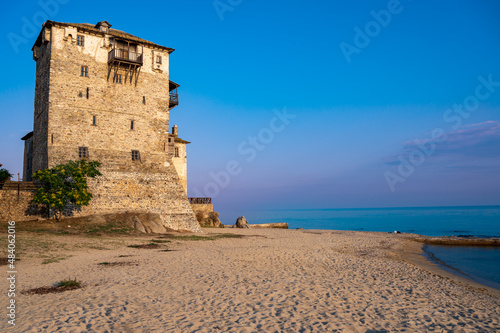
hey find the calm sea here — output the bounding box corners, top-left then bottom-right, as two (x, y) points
(223, 206), (500, 290)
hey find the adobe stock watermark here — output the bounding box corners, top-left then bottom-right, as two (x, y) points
(6, 221), (17, 326)
(213, 0), (243, 21)
(339, 0), (411, 64)
(192, 107), (296, 198)
(7, 0), (69, 54)
(384, 74), (500, 192)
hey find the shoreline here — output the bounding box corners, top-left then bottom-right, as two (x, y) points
(1, 227), (499, 331)
(395, 234), (500, 298)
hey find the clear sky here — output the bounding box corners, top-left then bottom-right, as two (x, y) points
(1, 0), (499, 219)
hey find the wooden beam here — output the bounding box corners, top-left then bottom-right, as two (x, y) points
(135, 67), (141, 86)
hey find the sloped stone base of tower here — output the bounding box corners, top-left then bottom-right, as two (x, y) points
(84, 170), (201, 232)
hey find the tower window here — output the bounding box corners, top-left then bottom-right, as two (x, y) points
(143, 96), (146, 104)
(115, 74), (122, 84)
(156, 55), (162, 64)
(174, 147), (179, 157)
(130, 120), (134, 130)
(81, 66), (88, 77)
(86, 87), (89, 99)
(78, 147), (88, 158)
(77, 35), (84, 46)
(131, 150), (140, 161)
(92, 115), (96, 126)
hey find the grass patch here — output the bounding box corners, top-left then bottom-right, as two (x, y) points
(41, 255), (71, 265)
(84, 224), (134, 235)
(0, 215), (138, 236)
(164, 233), (243, 241)
(160, 249), (173, 252)
(98, 261), (138, 267)
(127, 243), (161, 249)
(150, 239), (171, 243)
(23, 279), (83, 295)
(56, 278), (81, 288)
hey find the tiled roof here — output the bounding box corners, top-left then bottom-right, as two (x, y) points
(174, 137), (191, 144)
(33, 20), (174, 53)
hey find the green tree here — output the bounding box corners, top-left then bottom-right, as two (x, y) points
(32, 160), (102, 220)
(0, 166), (13, 183)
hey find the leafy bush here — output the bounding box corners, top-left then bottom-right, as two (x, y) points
(0, 167), (13, 182)
(32, 160), (101, 220)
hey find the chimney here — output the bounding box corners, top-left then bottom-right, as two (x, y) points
(172, 125), (178, 137)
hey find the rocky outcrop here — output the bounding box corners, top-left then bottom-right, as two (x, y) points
(128, 213), (169, 233)
(250, 223), (288, 229)
(233, 216), (249, 229)
(195, 211), (223, 228)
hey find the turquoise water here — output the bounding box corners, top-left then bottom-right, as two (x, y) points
(222, 206), (500, 289)
(225, 206), (500, 237)
(423, 245), (500, 290)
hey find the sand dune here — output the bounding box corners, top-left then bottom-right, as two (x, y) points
(1, 229), (499, 332)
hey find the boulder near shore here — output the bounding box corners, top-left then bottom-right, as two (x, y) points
(232, 216), (249, 228)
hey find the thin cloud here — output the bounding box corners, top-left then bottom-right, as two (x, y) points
(385, 121), (500, 164)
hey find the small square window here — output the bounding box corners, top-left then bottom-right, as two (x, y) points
(131, 150), (140, 161)
(78, 146), (88, 159)
(92, 116), (96, 126)
(130, 120), (134, 130)
(115, 74), (122, 84)
(77, 35), (84, 46)
(81, 66), (88, 77)
(174, 147), (179, 157)
(156, 55), (162, 64)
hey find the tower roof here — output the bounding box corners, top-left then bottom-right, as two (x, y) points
(32, 20), (175, 53)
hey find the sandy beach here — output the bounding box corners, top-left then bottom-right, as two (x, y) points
(2, 227), (499, 332)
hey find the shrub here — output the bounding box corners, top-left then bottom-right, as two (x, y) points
(55, 278), (81, 288)
(32, 160), (101, 220)
(0, 167), (13, 183)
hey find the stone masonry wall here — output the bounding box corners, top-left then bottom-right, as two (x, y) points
(32, 36), (51, 172)
(172, 142), (187, 192)
(0, 191), (35, 222)
(29, 22), (200, 232)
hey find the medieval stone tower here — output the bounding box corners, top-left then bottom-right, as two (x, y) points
(23, 20), (201, 232)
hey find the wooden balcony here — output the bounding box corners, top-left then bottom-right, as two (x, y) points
(169, 80), (180, 109)
(169, 91), (179, 107)
(108, 48), (143, 65)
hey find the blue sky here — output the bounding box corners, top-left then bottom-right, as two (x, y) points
(1, 0), (500, 219)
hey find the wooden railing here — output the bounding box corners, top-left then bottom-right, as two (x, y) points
(169, 91), (179, 106)
(108, 48), (143, 65)
(0, 181), (37, 191)
(188, 197), (212, 204)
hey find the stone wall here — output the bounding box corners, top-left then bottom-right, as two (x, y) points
(172, 140), (187, 192)
(191, 203), (223, 227)
(191, 203), (214, 215)
(0, 191), (35, 222)
(32, 37), (51, 173)
(22, 134), (33, 181)
(27, 21), (200, 232)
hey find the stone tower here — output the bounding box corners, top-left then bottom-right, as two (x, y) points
(24, 20), (200, 232)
